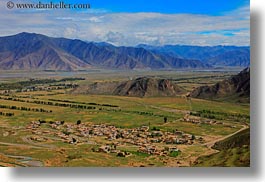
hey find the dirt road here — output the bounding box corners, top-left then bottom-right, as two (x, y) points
(203, 125), (249, 148)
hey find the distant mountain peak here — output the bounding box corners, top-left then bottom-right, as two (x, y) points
(137, 44), (250, 67)
(0, 32), (248, 71)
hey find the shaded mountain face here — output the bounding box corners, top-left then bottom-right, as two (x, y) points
(72, 77), (186, 97)
(0, 32), (210, 71)
(190, 67), (250, 102)
(137, 44), (250, 67)
(113, 77), (185, 97)
(0, 33), (90, 71)
(53, 39), (210, 70)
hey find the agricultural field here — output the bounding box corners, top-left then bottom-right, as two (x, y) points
(0, 69), (250, 167)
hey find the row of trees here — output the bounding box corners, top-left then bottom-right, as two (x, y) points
(0, 77), (85, 90)
(0, 111), (14, 117)
(0, 97), (96, 110)
(0, 104), (52, 113)
(190, 109), (249, 121)
(48, 99), (119, 108)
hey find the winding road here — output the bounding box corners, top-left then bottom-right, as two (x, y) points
(203, 125), (249, 148)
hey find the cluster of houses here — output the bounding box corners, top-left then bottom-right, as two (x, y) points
(25, 120), (205, 157)
(183, 114), (225, 125)
(30, 135), (48, 142)
(97, 144), (132, 157)
(138, 145), (180, 156)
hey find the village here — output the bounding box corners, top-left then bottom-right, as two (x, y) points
(181, 113), (238, 129)
(25, 120), (206, 158)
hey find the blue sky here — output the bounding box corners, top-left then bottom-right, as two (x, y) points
(0, 0), (250, 46)
(55, 0), (249, 15)
(88, 0), (249, 15)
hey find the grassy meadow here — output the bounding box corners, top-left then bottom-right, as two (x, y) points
(0, 69), (250, 167)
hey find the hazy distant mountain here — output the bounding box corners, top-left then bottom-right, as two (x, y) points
(138, 44), (250, 67)
(72, 77), (186, 97)
(0, 33), (210, 71)
(207, 50), (250, 67)
(53, 38), (210, 70)
(190, 67), (250, 102)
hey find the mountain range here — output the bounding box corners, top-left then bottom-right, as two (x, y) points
(138, 44), (250, 67)
(0, 32), (250, 71)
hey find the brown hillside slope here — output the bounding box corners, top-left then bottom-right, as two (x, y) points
(190, 67), (250, 102)
(113, 77), (185, 97)
(72, 77), (185, 97)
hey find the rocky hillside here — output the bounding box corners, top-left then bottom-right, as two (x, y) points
(72, 77), (185, 97)
(113, 77), (185, 97)
(190, 67), (250, 102)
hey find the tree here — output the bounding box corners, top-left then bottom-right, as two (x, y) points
(191, 135), (196, 140)
(76, 120), (81, 125)
(89, 130), (93, 135)
(164, 117), (168, 123)
(72, 138), (77, 143)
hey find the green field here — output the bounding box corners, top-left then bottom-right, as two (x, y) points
(193, 129), (250, 167)
(0, 69), (250, 167)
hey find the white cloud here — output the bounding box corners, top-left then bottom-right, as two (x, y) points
(0, 1), (250, 46)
